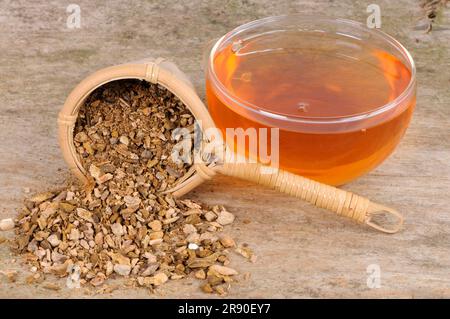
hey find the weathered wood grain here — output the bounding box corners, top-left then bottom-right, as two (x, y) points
(0, 0), (449, 298)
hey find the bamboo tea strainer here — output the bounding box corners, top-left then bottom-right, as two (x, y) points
(58, 58), (404, 233)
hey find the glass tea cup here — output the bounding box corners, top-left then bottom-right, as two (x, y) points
(205, 15), (416, 185)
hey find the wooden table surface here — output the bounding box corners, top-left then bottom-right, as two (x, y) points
(0, 0), (449, 298)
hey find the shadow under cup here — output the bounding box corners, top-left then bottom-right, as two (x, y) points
(205, 16), (416, 186)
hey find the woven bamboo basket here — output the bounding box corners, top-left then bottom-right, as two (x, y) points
(58, 58), (404, 233)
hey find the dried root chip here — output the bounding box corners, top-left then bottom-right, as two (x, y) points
(209, 265), (238, 276)
(0, 218), (15, 231)
(42, 282), (61, 291)
(0, 270), (18, 283)
(235, 245), (257, 263)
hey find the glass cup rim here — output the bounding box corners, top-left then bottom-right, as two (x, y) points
(207, 14), (417, 125)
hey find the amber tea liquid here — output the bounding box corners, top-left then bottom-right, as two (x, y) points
(207, 31), (414, 185)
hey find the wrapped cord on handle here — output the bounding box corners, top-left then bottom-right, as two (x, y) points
(219, 162), (403, 233)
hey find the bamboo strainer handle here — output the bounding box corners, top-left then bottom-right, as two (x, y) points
(217, 162), (403, 233)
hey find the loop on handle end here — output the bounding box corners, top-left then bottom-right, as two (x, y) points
(365, 203), (404, 234)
